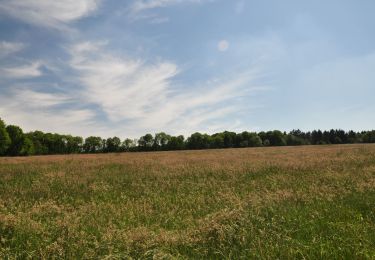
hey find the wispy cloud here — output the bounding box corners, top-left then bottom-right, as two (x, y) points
(0, 88), (96, 136)
(129, 0), (213, 22)
(131, 0), (204, 13)
(0, 41), (24, 58)
(69, 42), (179, 122)
(67, 41), (264, 136)
(0, 40), (263, 138)
(1, 61), (43, 78)
(10, 89), (70, 108)
(0, 0), (269, 138)
(0, 0), (100, 29)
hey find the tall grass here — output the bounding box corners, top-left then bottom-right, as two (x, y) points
(1, 144), (375, 258)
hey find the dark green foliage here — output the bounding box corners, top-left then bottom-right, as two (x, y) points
(153, 132), (171, 150)
(0, 118), (374, 156)
(83, 136), (103, 153)
(121, 138), (135, 151)
(363, 130), (375, 143)
(260, 130), (287, 146)
(187, 132), (211, 149)
(20, 137), (35, 156)
(138, 134), (154, 150)
(26, 131), (49, 154)
(241, 131), (263, 147)
(66, 135), (83, 154)
(222, 131), (236, 148)
(105, 137), (121, 152)
(0, 118), (11, 155)
(6, 125), (26, 156)
(311, 130), (323, 144)
(287, 134), (308, 146)
(168, 135), (185, 150)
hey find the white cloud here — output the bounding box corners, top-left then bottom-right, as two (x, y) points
(0, 0), (100, 29)
(1, 61), (43, 78)
(0, 41), (24, 58)
(0, 39), (265, 138)
(69, 42), (179, 121)
(129, 0), (214, 22)
(67, 41), (263, 137)
(0, 88), (96, 136)
(131, 0), (205, 13)
(11, 89), (70, 107)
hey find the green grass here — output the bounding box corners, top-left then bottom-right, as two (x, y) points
(1, 144), (375, 259)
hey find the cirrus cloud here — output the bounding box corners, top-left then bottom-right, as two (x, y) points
(66, 41), (265, 137)
(0, 0), (100, 29)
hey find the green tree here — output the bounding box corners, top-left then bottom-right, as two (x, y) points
(239, 132), (262, 147)
(363, 131), (375, 143)
(154, 132), (171, 150)
(168, 135), (185, 150)
(66, 136), (83, 154)
(83, 136), (103, 153)
(106, 137), (121, 152)
(122, 138), (135, 151)
(0, 118), (11, 155)
(311, 130), (323, 145)
(20, 137), (35, 156)
(6, 125), (25, 156)
(266, 130), (287, 146)
(212, 134), (225, 148)
(138, 134), (154, 150)
(286, 133), (307, 146)
(187, 132), (203, 149)
(187, 133), (211, 149)
(26, 131), (49, 155)
(223, 131), (237, 148)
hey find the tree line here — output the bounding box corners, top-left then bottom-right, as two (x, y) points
(0, 117), (374, 156)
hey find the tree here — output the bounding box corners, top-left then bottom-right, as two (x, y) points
(6, 125), (25, 156)
(138, 134), (154, 150)
(154, 132), (171, 150)
(223, 131), (237, 148)
(212, 134), (225, 148)
(0, 115), (374, 156)
(187, 132), (211, 149)
(286, 134), (306, 146)
(66, 136), (83, 154)
(42, 133), (67, 154)
(20, 137), (35, 156)
(239, 132), (262, 147)
(287, 130), (309, 146)
(168, 135), (185, 150)
(106, 137), (121, 152)
(311, 130), (323, 145)
(122, 138), (135, 151)
(0, 118), (11, 155)
(266, 130), (286, 146)
(363, 131), (375, 143)
(347, 130), (358, 143)
(83, 136), (103, 153)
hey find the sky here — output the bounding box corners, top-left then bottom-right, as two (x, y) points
(0, 0), (374, 138)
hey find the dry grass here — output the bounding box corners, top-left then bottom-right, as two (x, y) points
(1, 144), (375, 259)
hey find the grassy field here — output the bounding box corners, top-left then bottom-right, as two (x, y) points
(1, 144), (375, 259)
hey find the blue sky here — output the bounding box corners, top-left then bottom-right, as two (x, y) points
(0, 0), (374, 138)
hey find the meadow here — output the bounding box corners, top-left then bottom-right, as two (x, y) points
(1, 144), (375, 259)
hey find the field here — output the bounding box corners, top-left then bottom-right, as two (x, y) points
(1, 144), (375, 259)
